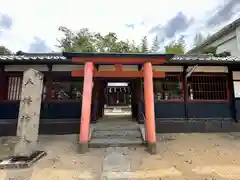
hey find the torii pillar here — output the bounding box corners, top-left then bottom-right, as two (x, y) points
(78, 61), (94, 153)
(143, 62), (157, 154)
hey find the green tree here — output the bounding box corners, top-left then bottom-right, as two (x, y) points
(71, 28), (96, 52)
(57, 26), (140, 53)
(165, 36), (185, 54)
(128, 40), (141, 53)
(140, 36), (148, 53)
(57, 26), (75, 52)
(150, 36), (160, 52)
(0, 46), (11, 55)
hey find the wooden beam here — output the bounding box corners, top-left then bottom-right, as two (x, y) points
(115, 64), (122, 72)
(153, 71), (165, 78)
(72, 57), (166, 64)
(72, 70), (165, 78)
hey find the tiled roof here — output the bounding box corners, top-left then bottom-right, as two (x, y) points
(0, 54), (67, 61)
(171, 54), (240, 63)
(0, 53), (240, 64)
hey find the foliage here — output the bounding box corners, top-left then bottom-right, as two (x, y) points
(151, 36), (160, 52)
(164, 36), (185, 54)
(57, 26), (143, 53)
(140, 36), (148, 53)
(0, 46), (11, 55)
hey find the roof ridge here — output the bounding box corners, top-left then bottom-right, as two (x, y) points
(20, 52), (64, 56)
(0, 54), (65, 58)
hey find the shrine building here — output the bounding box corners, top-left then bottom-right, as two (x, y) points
(1, 52), (240, 152)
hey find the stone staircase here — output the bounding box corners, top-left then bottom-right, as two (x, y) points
(89, 117), (144, 148)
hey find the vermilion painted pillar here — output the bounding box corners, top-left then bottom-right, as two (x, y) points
(143, 62), (157, 154)
(79, 61), (94, 153)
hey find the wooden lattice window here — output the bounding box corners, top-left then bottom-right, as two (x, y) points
(7, 76), (22, 100)
(187, 75), (228, 101)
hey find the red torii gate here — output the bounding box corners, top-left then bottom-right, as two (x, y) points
(71, 55), (166, 154)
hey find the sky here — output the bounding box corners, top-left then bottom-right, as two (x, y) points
(0, 0), (240, 53)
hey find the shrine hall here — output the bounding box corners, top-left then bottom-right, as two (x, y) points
(1, 52), (240, 153)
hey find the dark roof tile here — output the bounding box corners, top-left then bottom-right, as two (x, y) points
(0, 55), (67, 61)
(171, 54), (240, 63)
(1, 53), (240, 64)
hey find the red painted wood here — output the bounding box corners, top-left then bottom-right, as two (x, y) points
(143, 62), (156, 144)
(72, 57), (166, 64)
(71, 70), (165, 78)
(79, 62), (94, 143)
(115, 64), (122, 72)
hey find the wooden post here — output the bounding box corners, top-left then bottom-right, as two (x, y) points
(46, 65), (53, 100)
(78, 61), (94, 153)
(143, 62), (157, 154)
(0, 66), (6, 101)
(183, 65), (188, 120)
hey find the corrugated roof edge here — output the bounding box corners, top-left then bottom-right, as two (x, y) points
(21, 52), (64, 56)
(0, 52), (68, 61)
(1, 53), (240, 64)
(170, 54), (240, 64)
(187, 17), (240, 54)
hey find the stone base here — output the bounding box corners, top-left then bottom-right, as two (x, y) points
(0, 151), (46, 169)
(78, 142), (89, 154)
(147, 142), (157, 155)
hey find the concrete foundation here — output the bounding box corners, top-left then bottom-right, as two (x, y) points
(78, 142), (89, 154)
(147, 142), (157, 155)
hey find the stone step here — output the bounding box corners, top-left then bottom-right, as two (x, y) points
(89, 138), (143, 148)
(93, 124), (139, 131)
(92, 130), (142, 138)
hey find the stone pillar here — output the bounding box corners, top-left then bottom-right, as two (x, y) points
(78, 62), (94, 153)
(14, 69), (43, 156)
(143, 62), (157, 154)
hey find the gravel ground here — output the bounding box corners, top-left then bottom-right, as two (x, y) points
(1, 133), (240, 179)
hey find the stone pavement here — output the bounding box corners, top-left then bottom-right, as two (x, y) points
(1, 133), (240, 179)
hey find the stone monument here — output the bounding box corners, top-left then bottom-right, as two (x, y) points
(0, 69), (46, 169)
(14, 68), (43, 156)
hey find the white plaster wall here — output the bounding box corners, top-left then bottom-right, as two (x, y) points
(233, 71), (240, 80)
(52, 65), (84, 71)
(187, 66), (228, 73)
(216, 37), (240, 56)
(5, 65), (48, 72)
(153, 66), (183, 72)
(203, 28), (240, 57)
(236, 26), (240, 55)
(99, 65), (115, 71)
(122, 65), (138, 71)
